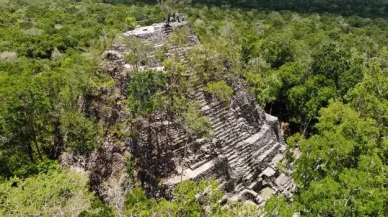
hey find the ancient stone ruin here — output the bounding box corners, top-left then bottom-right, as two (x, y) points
(118, 21), (295, 206)
(63, 20), (295, 206)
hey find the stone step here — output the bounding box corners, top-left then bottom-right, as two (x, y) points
(171, 134), (187, 145)
(252, 139), (275, 158)
(212, 117), (238, 132)
(199, 102), (208, 108)
(189, 156), (212, 170)
(217, 132), (238, 145)
(244, 171), (255, 183)
(243, 158), (262, 174)
(248, 179), (261, 190)
(208, 108), (229, 120)
(200, 106), (211, 114)
(237, 165), (254, 179)
(223, 145), (238, 157)
(242, 161), (259, 177)
(221, 136), (250, 154)
(214, 126), (234, 140)
(164, 158), (216, 185)
(236, 156), (254, 169)
(213, 124), (230, 136)
(221, 137), (242, 153)
(218, 121), (244, 136)
(211, 108), (233, 119)
(229, 122), (246, 135)
(194, 90), (205, 97)
(229, 149), (252, 167)
(217, 131), (235, 142)
(235, 183), (244, 193)
(214, 115), (237, 128)
(193, 89), (204, 96)
(228, 146), (247, 160)
(170, 130), (185, 138)
(225, 149), (236, 158)
(197, 98), (207, 105)
(228, 150), (250, 165)
(208, 113), (230, 123)
(257, 142), (280, 163)
(172, 140), (191, 153)
(211, 117), (231, 131)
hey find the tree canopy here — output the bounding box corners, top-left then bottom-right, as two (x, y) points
(1, 0), (388, 216)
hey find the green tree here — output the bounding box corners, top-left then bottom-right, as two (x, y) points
(288, 75), (337, 134)
(182, 103), (213, 138)
(188, 38), (241, 85)
(312, 43), (362, 95)
(261, 37), (294, 69)
(263, 196), (294, 217)
(125, 16), (137, 30)
(346, 62), (388, 134)
(124, 179), (260, 217)
(78, 200), (116, 217)
(0, 76), (51, 163)
(294, 102), (380, 186)
(292, 102), (388, 216)
(0, 168), (95, 216)
(124, 37), (153, 71)
(127, 70), (167, 117)
(204, 81), (234, 104)
(60, 111), (102, 155)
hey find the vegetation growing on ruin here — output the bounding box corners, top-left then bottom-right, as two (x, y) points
(1, 0), (388, 216)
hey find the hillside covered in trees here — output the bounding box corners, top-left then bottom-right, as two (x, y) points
(1, 0), (388, 216)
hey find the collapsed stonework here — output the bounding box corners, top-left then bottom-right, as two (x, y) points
(120, 22), (295, 206)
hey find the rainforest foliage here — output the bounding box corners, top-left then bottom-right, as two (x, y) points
(1, 0), (388, 216)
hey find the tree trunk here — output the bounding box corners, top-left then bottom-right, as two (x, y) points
(30, 120), (43, 161)
(52, 118), (63, 158)
(25, 112), (43, 161)
(25, 127), (35, 162)
(166, 13), (171, 26)
(180, 131), (189, 184)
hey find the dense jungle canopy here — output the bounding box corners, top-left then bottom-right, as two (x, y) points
(0, 0), (388, 216)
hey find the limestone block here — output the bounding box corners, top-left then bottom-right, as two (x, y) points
(260, 167), (276, 179)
